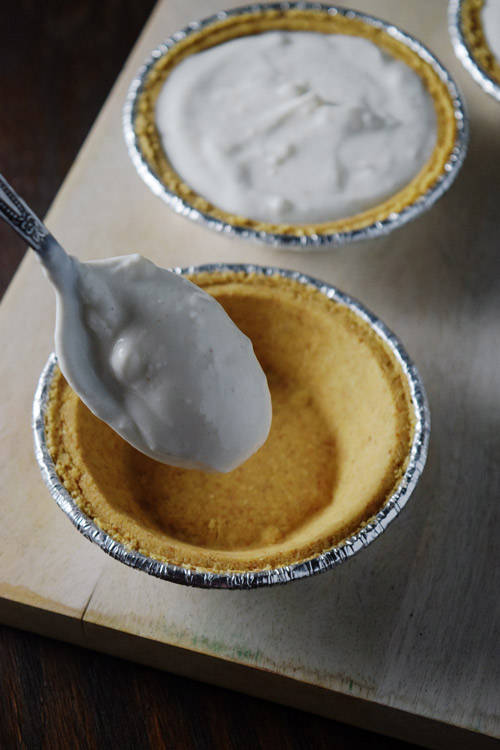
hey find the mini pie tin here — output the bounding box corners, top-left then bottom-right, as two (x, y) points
(123, 2), (469, 249)
(449, 0), (500, 102)
(33, 264), (430, 590)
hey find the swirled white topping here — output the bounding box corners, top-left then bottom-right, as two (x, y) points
(156, 31), (437, 225)
(42, 242), (271, 473)
(482, 0), (500, 64)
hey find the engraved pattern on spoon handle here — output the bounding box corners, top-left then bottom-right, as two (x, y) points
(0, 173), (51, 254)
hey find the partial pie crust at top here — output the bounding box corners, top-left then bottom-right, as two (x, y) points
(459, 0), (500, 84)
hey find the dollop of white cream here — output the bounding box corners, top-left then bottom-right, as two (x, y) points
(482, 0), (500, 64)
(41, 241), (272, 473)
(156, 31), (437, 225)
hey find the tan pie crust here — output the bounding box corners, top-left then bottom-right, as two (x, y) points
(133, 8), (458, 238)
(45, 271), (415, 574)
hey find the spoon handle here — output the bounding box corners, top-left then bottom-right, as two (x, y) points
(0, 173), (52, 254)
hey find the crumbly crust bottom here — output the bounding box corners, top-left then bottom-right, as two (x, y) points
(46, 272), (415, 574)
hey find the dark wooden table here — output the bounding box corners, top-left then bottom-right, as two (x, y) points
(0, 2), (424, 748)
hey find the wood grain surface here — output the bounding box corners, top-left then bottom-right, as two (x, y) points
(2, 1), (499, 749)
(0, 2), (421, 748)
(2, 622), (425, 750)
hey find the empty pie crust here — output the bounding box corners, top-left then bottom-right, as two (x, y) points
(45, 270), (416, 574)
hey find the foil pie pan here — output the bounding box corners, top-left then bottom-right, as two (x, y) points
(33, 264), (430, 589)
(449, 0), (500, 102)
(123, 2), (469, 249)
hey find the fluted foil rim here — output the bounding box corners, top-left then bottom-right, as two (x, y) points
(123, 2), (469, 248)
(33, 264), (430, 589)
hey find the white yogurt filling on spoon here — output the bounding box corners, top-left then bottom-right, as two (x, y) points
(41, 242), (272, 473)
(482, 0), (500, 64)
(155, 30), (437, 225)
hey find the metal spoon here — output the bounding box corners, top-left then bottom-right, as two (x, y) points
(0, 172), (62, 262)
(0, 173), (272, 472)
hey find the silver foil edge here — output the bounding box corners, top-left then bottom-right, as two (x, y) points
(123, 2), (469, 249)
(449, 0), (500, 103)
(33, 263), (430, 590)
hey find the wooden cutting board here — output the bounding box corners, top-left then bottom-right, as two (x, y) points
(1, 2), (499, 747)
